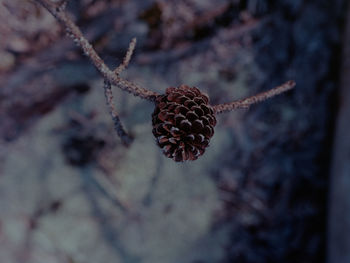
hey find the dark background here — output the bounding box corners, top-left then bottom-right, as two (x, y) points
(0, 0), (348, 262)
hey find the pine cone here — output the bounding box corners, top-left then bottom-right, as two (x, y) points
(152, 85), (217, 162)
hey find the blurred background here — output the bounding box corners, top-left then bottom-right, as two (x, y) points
(0, 0), (349, 262)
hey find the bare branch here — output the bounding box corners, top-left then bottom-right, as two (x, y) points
(103, 81), (133, 146)
(34, 0), (158, 101)
(213, 80), (295, 114)
(115, 38), (137, 75)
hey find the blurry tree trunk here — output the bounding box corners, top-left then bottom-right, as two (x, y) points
(328, 2), (350, 263)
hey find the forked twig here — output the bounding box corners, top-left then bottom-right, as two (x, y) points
(34, 0), (157, 145)
(34, 0), (158, 100)
(213, 80), (295, 114)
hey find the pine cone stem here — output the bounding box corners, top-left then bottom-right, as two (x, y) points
(213, 80), (295, 114)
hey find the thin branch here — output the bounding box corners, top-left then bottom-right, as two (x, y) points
(115, 38), (137, 75)
(213, 80), (295, 114)
(104, 80), (133, 146)
(34, 0), (159, 101)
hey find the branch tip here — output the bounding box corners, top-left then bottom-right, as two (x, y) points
(213, 80), (295, 114)
(103, 81), (133, 146)
(115, 37), (137, 75)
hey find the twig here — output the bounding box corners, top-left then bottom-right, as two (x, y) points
(213, 80), (295, 114)
(33, 0), (295, 160)
(34, 0), (154, 145)
(103, 81), (133, 146)
(115, 37), (137, 75)
(34, 0), (158, 101)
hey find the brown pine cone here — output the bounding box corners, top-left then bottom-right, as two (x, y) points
(152, 85), (217, 162)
